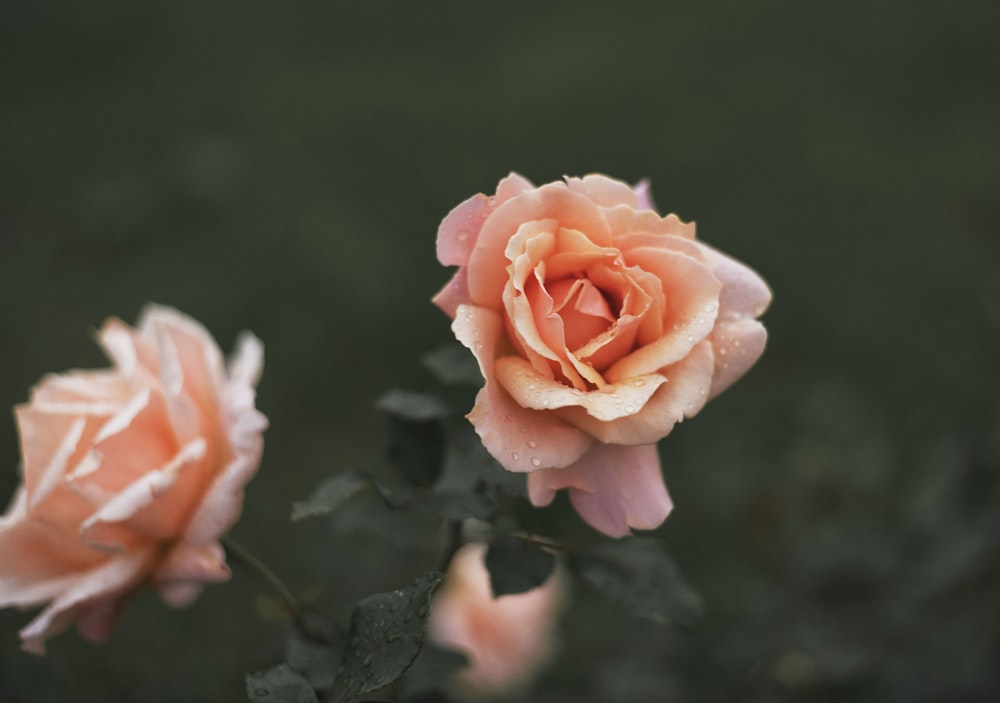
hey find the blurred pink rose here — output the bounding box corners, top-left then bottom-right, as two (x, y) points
(433, 174), (771, 537)
(429, 543), (564, 696)
(0, 305), (267, 653)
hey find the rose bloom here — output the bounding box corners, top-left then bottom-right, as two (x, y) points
(428, 543), (564, 696)
(433, 174), (771, 537)
(0, 305), (267, 653)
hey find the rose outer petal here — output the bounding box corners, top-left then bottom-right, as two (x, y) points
(453, 304), (593, 473)
(527, 443), (672, 538)
(17, 545), (159, 655)
(437, 174), (535, 268)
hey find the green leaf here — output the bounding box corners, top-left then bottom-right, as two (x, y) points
(291, 471), (372, 522)
(484, 536), (557, 597)
(427, 490), (496, 522)
(421, 343), (483, 386)
(246, 664), (318, 703)
(386, 416), (446, 488)
(569, 537), (704, 627)
(376, 389), (450, 421)
(331, 572), (444, 703)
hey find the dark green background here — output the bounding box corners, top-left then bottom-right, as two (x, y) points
(2, 1), (998, 701)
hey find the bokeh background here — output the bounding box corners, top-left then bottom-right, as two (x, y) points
(2, 1), (999, 701)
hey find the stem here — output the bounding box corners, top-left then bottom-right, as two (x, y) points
(222, 534), (301, 614)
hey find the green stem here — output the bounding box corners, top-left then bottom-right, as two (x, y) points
(222, 534), (301, 614)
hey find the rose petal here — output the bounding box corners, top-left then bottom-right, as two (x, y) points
(467, 182), (613, 307)
(153, 541), (230, 607)
(564, 174), (639, 209)
(18, 545), (158, 655)
(80, 438), (207, 549)
(496, 356), (668, 422)
(437, 173), (535, 268)
(555, 341), (715, 444)
(527, 443), (671, 537)
(698, 242), (772, 320)
(708, 318), (768, 399)
(604, 248), (721, 383)
(432, 268), (471, 319)
(453, 304), (593, 473)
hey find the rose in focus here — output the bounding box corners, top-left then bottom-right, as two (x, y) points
(0, 306), (267, 653)
(429, 543), (564, 696)
(433, 174), (771, 537)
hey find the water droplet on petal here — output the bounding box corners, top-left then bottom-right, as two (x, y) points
(511, 451), (520, 461)
(528, 383), (537, 391)
(719, 347), (727, 356)
(531, 456), (541, 467)
(527, 439), (537, 448)
(456, 230), (469, 241)
(625, 405), (634, 413)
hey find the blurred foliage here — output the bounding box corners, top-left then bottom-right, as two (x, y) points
(1, 0), (999, 701)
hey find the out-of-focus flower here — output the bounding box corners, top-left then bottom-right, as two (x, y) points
(429, 543), (564, 696)
(0, 305), (267, 653)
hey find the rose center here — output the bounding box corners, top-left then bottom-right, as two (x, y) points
(546, 276), (617, 351)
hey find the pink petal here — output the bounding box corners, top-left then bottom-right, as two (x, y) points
(0, 508), (106, 608)
(80, 439), (207, 549)
(495, 356), (668, 422)
(432, 269), (472, 319)
(527, 443), (671, 537)
(153, 541), (231, 607)
(555, 341), (715, 444)
(467, 182), (612, 308)
(604, 247), (721, 383)
(182, 335), (267, 546)
(437, 173), (535, 267)
(18, 545), (158, 655)
(698, 242), (772, 320)
(453, 304), (593, 473)
(708, 318), (768, 399)
(564, 174), (639, 209)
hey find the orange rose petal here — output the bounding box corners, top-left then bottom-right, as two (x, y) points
(496, 356), (668, 422)
(432, 268), (471, 319)
(153, 541), (231, 607)
(467, 183), (613, 307)
(453, 305), (593, 473)
(527, 443), (671, 538)
(699, 243), (772, 320)
(17, 545), (158, 655)
(604, 249), (721, 383)
(564, 174), (639, 209)
(708, 318), (768, 399)
(555, 341), (715, 445)
(79, 438), (207, 549)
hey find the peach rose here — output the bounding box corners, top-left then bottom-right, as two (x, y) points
(428, 543), (564, 695)
(433, 174), (771, 537)
(0, 305), (267, 653)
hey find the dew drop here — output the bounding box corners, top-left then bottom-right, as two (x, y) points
(625, 405), (634, 413)
(531, 456), (541, 467)
(703, 302), (716, 313)
(511, 451), (520, 461)
(473, 341), (483, 350)
(734, 339), (742, 347)
(527, 439), (537, 448)
(456, 230), (469, 241)
(686, 335), (694, 343)
(528, 383), (537, 391)
(504, 413), (514, 422)
(633, 378), (646, 387)
(719, 347), (727, 356)
(699, 387), (706, 396)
